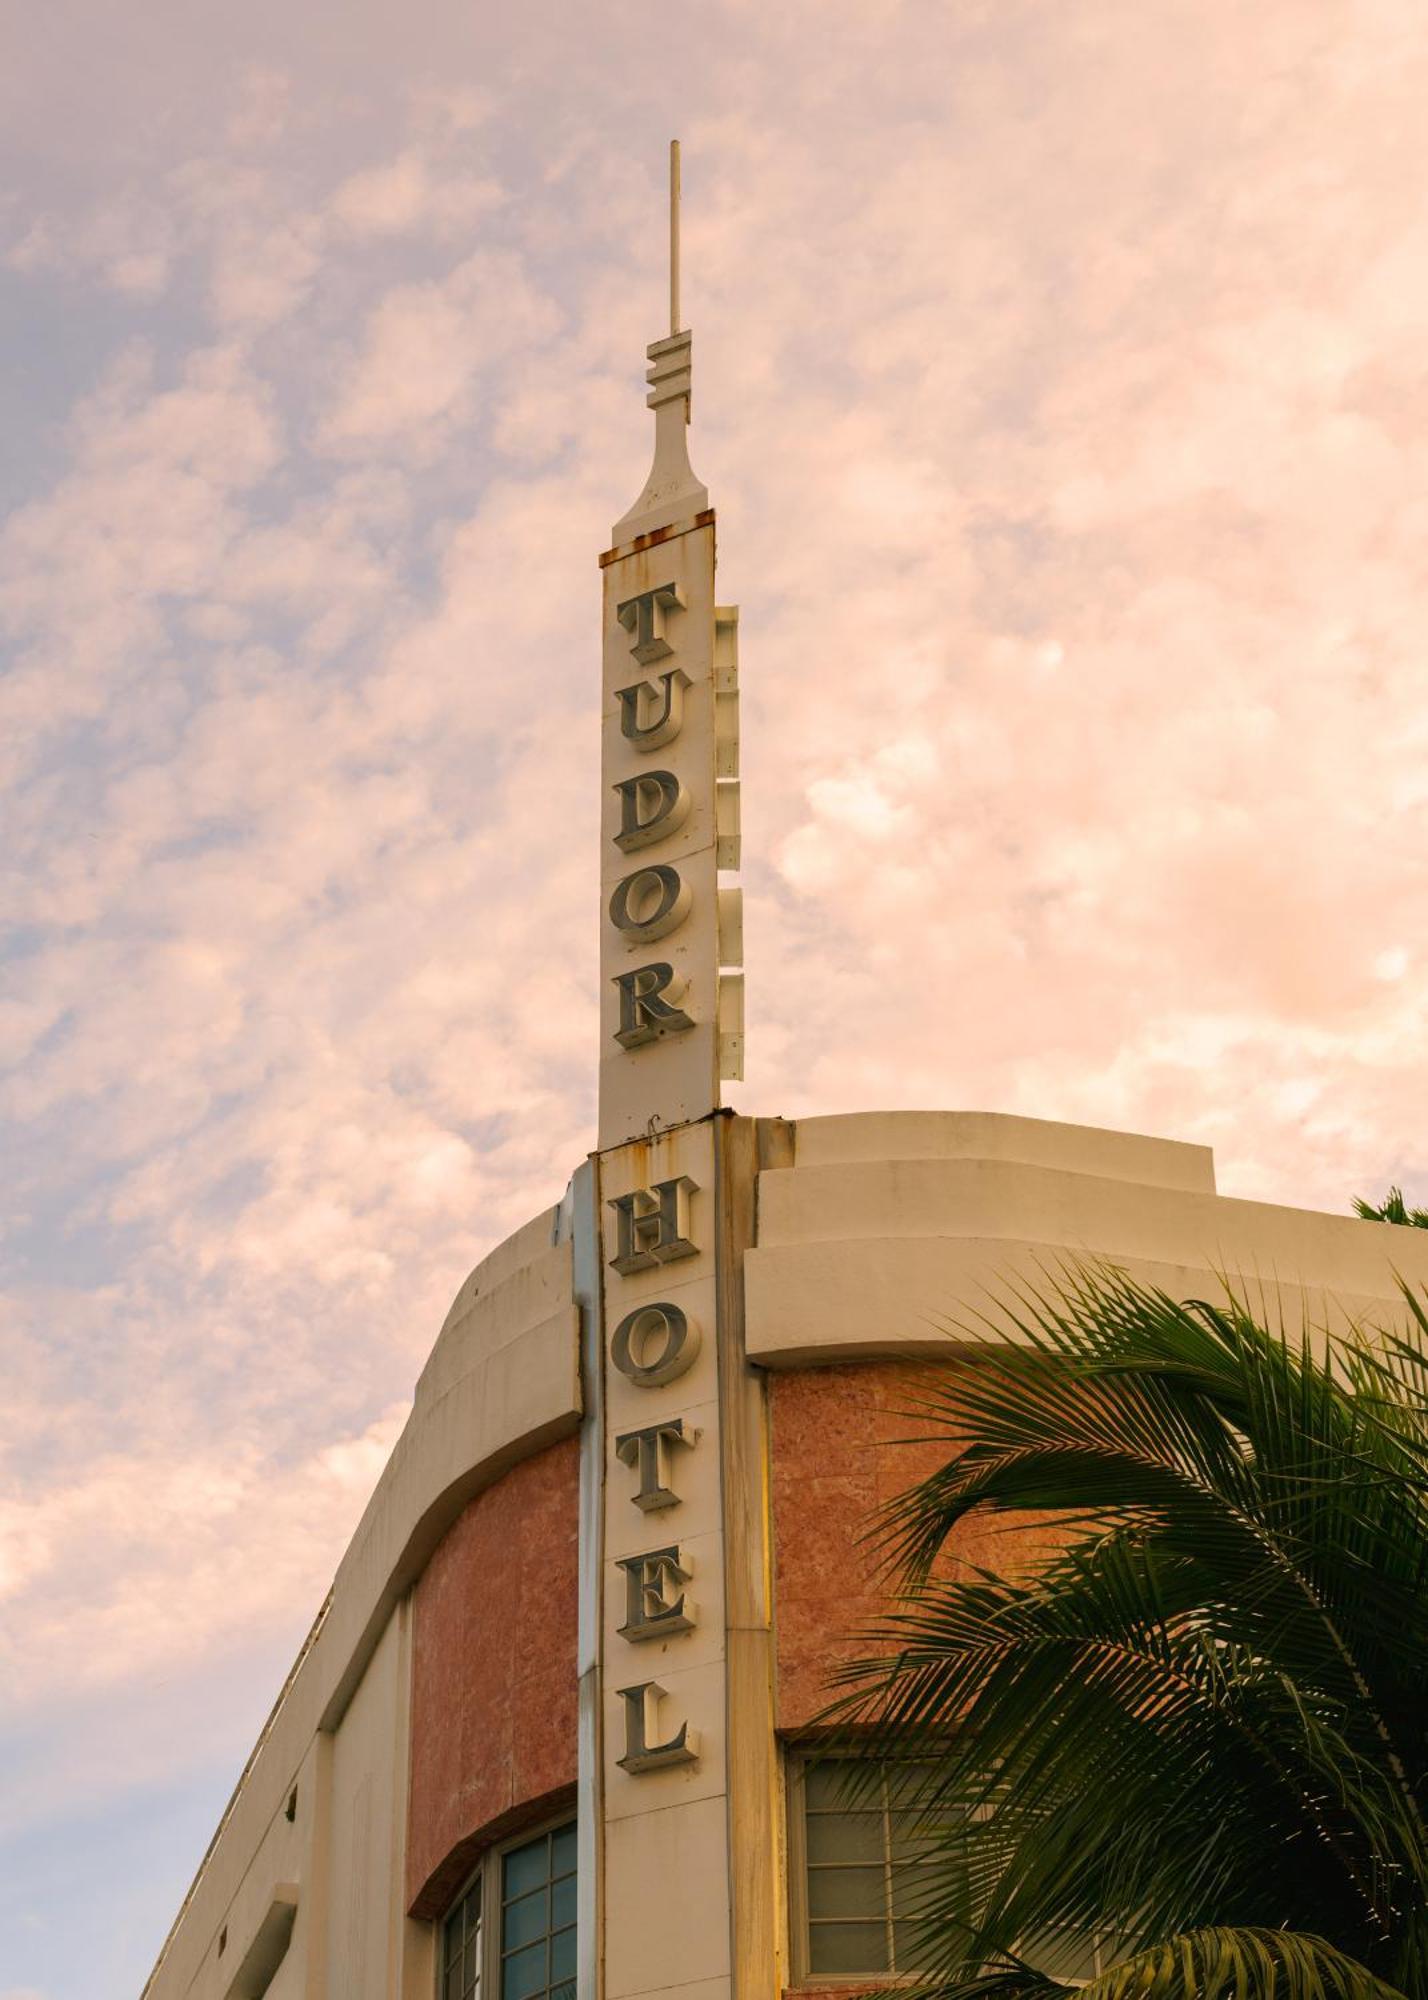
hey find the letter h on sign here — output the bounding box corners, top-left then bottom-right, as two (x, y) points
(607, 1177), (697, 1275)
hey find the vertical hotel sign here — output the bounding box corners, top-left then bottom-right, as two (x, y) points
(597, 374), (742, 1143)
(586, 141), (757, 2000)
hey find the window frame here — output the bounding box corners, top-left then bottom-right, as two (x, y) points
(785, 1748), (1109, 1991)
(785, 1748), (943, 1988)
(439, 1810), (577, 2000)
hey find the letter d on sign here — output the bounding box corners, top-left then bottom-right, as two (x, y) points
(613, 770), (690, 853)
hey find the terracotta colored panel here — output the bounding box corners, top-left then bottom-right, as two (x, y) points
(406, 1436), (579, 1914)
(786, 1987), (880, 2000)
(770, 1362), (1056, 1730)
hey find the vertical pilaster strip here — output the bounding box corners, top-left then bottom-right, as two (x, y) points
(301, 1731), (333, 2000)
(599, 1120), (731, 2000)
(572, 1159), (606, 2000)
(716, 1115), (783, 1999)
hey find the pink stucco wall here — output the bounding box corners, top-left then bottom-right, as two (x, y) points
(406, 1436), (580, 1916)
(769, 1359), (1051, 1732)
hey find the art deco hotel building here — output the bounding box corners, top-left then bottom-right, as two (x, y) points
(143, 162), (1428, 2000)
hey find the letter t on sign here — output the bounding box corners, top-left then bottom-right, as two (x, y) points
(617, 584), (685, 665)
(614, 1417), (696, 1511)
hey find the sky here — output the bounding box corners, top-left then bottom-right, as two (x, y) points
(5, 0), (1428, 1992)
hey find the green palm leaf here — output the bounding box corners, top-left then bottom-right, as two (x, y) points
(829, 1264), (1428, 1995)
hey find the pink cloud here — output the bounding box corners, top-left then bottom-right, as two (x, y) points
(7, 13), (1428, 1981)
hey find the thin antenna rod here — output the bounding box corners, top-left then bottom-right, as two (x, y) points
(669, 139), (681, 336)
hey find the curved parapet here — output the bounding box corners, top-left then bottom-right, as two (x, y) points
(746, 1109), (1428, 1366)
(143, 1197), (583, 2000)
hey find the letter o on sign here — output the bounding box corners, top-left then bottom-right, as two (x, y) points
(609, 865), (691, 945)
(610, 1303), (701, 1387)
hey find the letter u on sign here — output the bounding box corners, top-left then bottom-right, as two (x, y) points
(616, 669), (690, 751)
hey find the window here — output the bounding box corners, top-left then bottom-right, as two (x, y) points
(789, 1755), (1105, 1987)
(442, 1818), (576, 2000)
(442, 1871), (483, 2000)
(500, 1822), (576, 2000)
(789, 1756), (952, 1979)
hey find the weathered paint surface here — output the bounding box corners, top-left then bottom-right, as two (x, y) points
(406, 1436), (580, 1915)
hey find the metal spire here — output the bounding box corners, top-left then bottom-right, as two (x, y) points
(670, 139), (681, 337)
(610, 140), (708, 543)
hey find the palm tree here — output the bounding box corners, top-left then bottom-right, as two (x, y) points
(833, 1265), (1428, 1998)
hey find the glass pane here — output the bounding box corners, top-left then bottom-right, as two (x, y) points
(502, 1941), (546, 2000)
(551, 1873), (576, 1930)
(808, 1865), (886, 1923)
(890, 1817), (941, 1864)
(808, 1921), (890, 1975)
(884, 1762), (938, 1806)
(551, 1821), (577, 1877)
(503, 1887), (548, 1951)
(448, 1886), (478, 1955)
(806, 1809), (883, 1865)
(890, 1864), (941, 1922)
(803, 1760), (863, 1811)
(444, 1882), (479, 1998)
(551, 1926), (576, 1980)
(893, 1917), (936, 1973)
(504, 1836), (550, 1900)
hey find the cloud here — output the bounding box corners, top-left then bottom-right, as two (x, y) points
(331, 147), (504, 239)
(9, 8), (1428, 1991)
(317, 249), (563, 452)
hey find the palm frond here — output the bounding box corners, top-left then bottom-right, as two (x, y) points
(828, 1264), (1428, 1991)
(1072, 1927), (1406, 1999)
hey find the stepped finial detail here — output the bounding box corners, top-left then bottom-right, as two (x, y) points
(611, 140), (709, 544)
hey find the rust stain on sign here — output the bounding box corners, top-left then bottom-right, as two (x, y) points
(599, 508), (716, 569)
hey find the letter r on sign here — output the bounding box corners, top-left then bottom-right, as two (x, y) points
(613, 963), (693, 1048)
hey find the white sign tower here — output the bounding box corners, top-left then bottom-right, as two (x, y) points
(579, 143), (778, 2000)
(597, 141), (743, 1141)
